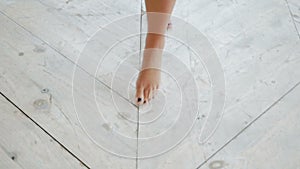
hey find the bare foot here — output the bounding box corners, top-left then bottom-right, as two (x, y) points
(136, 68), (160, 104)
(136, 0), (175, 105)
(136, 34), (165, 105)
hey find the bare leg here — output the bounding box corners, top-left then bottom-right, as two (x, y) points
(135, 0), (176, 105)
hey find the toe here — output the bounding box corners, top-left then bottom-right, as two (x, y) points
(143, 88), (150, 104)
(146, 89), (153, 101)
(135, 86), (144, 105)
(152, 88), (158, 99)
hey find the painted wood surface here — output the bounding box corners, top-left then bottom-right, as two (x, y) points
(0, 95), (87, 169)
(0, 13), (137, 168)
(0, 0), (140, 58)
(0, 0), (141, 97)
(0, 0), (300, 168)
(201, 82), (300, 169)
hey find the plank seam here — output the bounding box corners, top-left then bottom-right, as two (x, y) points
(196, 81), (300, 169)
(0, 11), (138, 109)
(285, 0), (300, 40)
(136, 0), (143, 168)
(0, 92), (91, 169)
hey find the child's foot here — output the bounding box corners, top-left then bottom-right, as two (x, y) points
(135, 34), (165, 105)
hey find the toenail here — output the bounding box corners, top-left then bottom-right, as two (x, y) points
(137, 98), (142, 102)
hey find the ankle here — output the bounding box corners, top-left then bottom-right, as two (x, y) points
(145, 33), (165, 49)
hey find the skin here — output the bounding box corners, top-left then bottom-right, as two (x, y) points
(135, 0), (176, 105)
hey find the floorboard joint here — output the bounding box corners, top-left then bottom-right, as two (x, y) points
(136, 1), (143, 168)
(0, 10), (137, 109)
(0, 91), (91, 169)
(285, 0), (300, 39)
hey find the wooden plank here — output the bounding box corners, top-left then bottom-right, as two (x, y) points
(0, 95), (87, 169)
(136, 1), (219, 168)
(0, 0), (141, 100)
(138, 0), (300, 168)
(200, 83), (300, 169)
(0, 13), (137, 168)
(198, 0), (300, 162)
(137, 3), (213, 167)
(0, 0), (140, 57)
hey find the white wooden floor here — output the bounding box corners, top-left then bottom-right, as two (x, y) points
(1, 0), (300, 169)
